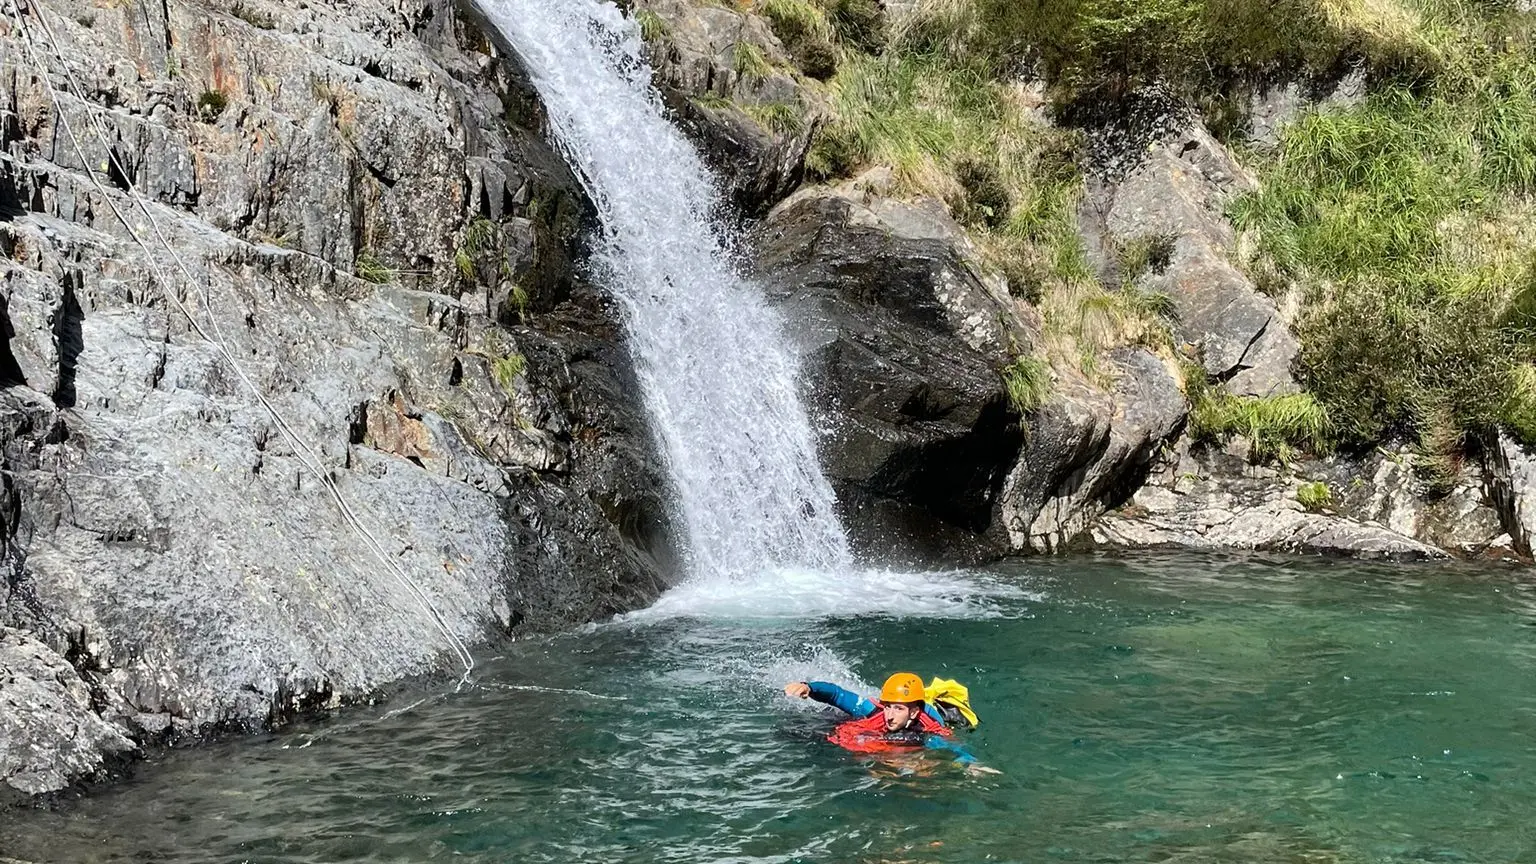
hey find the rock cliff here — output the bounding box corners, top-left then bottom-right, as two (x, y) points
(0, 0), (673, 800)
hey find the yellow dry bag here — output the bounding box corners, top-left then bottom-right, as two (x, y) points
(924, 677), (980, 730)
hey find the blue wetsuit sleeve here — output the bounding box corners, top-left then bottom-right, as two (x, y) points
(806, 682), (878, 718)
(923, 734), (978, 764)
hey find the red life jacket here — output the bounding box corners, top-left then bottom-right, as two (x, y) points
(828, 707), (951, 753)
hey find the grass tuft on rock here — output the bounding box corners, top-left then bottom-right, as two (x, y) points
(1003, 356), (1054, 415)
(1296, 480), (1334, 512)
(354, 251), (395, 285)
(734, 41), (776, 82)
(635, 9), (669, 41)
(1191, 388), (1334, 463)
(493, 353), (526, 395)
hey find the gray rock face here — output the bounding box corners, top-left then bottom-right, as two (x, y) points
(753, 178), (1033, 562)
(1086, 122), (1299, 397)
(0, 628), (134, 802)
(1348, 450), (1504, 555)
(1487, 433), (1536, 557)
(1092, 439), (1504, 559)
(999, 349), (1186, 552)
(0, 0), (673, 797)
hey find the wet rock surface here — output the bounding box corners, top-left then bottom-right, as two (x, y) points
(0, 0), (672, 797)
(753, 176), (1033, 563)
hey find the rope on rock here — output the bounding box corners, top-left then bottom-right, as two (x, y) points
(2, 0), (476, 686)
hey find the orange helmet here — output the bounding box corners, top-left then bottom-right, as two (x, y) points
(879, 672), (925, 704)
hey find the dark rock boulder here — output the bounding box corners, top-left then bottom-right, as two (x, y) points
(752, 177), (1034, 563)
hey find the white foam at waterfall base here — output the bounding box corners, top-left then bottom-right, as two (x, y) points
(617, 567), (1038, 622)
(477, 0), (852, 585)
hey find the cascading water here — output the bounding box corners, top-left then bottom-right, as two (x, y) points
(475, 0), (852, 583)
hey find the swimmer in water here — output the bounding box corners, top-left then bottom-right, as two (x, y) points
(784, 672), (1001, 775)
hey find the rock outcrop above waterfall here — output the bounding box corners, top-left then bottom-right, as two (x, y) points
(632, 0), (816, 218)
(0, 0), (672, 799)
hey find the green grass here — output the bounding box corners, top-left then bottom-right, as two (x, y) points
(967, 0), (1455, 110)
(635, 9), (668, 41)
(1296, 480), (1334, 512)
(742, 101), (806, 134)
(493, 353), (526, 395)
(760, 0), (835, 43)
(1003, 356), (1053, 415)
(1232, 34), (1536, 455)
(760, 0), (838, 78)
(455, 217), (500, 283)
(1114, 233), (1176, 289)
(1189, 378), (1334, 463)
(354, 251), (394, 284)
(801, 3), (1183, 384)
(1503, 364), (1536, 444)
(734, 41), (776, 82)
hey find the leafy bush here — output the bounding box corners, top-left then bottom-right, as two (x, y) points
(1234, 44), (1536, 454)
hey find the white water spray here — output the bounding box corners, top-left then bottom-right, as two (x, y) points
(476, 0), (851, 582)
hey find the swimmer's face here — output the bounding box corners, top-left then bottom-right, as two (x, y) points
(882, 701), (920, 731)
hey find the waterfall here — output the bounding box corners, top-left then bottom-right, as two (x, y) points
(475, 0), (852, 583)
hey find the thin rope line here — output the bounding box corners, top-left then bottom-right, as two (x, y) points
(4, 0), (475, 684)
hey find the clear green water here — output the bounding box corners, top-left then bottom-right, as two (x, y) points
(5, 553), (1536, 863)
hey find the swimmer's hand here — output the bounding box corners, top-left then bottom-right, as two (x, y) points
(965, 763), (1002, 776)
(784, 682), (811, 699)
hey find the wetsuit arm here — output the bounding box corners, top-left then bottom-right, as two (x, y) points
(922, 734), (978, 764)
(806, 682), (878, 718)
